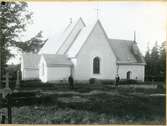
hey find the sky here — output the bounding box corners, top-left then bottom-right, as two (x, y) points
(9, 1), (167, 64)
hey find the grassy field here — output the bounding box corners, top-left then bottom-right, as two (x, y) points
(0, 82), (166, 124)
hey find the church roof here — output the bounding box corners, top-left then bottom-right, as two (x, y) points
(42, 54), (72, 67)
(67, 19), (145, 64)
(57, 18), (86, 54)
(39, 18), (145, 65)
(39, 19), (78, 54)
(108, 39), (145, 64)
(22, 53), (41, 69)
(108, 39), (137, 63)
(67, 21), (95, 58)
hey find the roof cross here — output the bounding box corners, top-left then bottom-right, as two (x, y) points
(95, 8), (100, 19)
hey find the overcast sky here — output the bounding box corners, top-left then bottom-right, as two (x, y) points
(9, 1), (167, 64)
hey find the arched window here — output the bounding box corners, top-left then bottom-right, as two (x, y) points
(127, 71), (131, 80)
(93, 57), (100, 74)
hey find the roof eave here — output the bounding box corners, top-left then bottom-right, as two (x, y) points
(47, 64), (73, 67)
(117, 62), (146, 65)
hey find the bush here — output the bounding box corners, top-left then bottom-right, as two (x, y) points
(119, 79), (138, 85)
(89, 78), (96, 84)
(157, 83), (165, 90)
(145, 75), (165, 82)
(11, 92), (38, 98)
(20, 80), (45, 87)
(100, 80), (115, 85)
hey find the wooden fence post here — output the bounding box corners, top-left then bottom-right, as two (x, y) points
(5, 72), (9, 88)
(15, 70), (20, 89)
(1, 115), (5, 124)
(2, 72), (12, 124)
(6, 72), (12, 124)
(7, 95), (12, 124)
(2, 72), (12, 98)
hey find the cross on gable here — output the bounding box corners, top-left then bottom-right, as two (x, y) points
(96, 8), (99, 19)
(94, 8), (100, 19)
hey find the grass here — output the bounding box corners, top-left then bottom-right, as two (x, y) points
(0, 93), (165, 124)
(0, 81), (166, 124)
(0, 104), (164, 124)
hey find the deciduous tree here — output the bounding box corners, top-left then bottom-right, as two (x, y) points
(0, 2), (46, 88)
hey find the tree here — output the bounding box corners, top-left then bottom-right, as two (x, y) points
(13, 31), (47, 53)
(145, 41), (166, 82)
(150, 42), (160, 79)
(159, 41), (166, 81)
(0, 2), (31, 62)
(144, 43), (151, 80)
(0, 2), (46, 88)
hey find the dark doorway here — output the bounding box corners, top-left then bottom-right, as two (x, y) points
(127, 71), (131, 80)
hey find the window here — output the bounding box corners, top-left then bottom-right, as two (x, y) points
(93, 57), (100, 74)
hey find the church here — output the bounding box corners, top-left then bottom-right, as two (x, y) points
(21, 18), (146, 83)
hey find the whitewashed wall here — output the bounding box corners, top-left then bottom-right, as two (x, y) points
(118, 64), (145, 81)
(21, 56), (39, 80)
(39, 56), (48, 83)
(47, 67), (71, 82)
(22, 68), (39, 80)
(73, 22), (117, 81)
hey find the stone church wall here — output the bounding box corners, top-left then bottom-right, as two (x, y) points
(118, 64), (145, 81)
(22, 68), (39, 80)
(73, 21), (117, 81)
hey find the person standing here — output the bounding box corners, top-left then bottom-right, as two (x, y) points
(115, 74), (120, 88)
(68, 75), (74, 89)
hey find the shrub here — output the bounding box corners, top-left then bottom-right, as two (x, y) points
(100, 79), (115, 85)
(119, 79), (138, 85)
(20, 80), (45, 87)
(89, 78), (96, 84)
(157, 83), (165, 90)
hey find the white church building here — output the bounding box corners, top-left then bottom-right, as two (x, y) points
(21, 18), (145, 83)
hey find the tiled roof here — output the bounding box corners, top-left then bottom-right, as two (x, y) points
(67, 21), (94, 58)
(39, 19), (77, 54)
(57, 18), (85, 54)
(108, 39), (145, 63)
(67, 19), (145, 64)
(40, 18), (145, 65)
(42, 54), (72, 67)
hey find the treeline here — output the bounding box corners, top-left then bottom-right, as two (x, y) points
(144, 41), (166, 82)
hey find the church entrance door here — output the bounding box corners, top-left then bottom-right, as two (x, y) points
(127, 71), (131, 80)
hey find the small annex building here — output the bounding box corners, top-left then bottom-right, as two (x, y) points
(21, 53), (41, 80)
(21, 18), (145, 83)
(39, 54), (72, 83)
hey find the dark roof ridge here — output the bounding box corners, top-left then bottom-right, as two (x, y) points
(42, 54), (72, 66)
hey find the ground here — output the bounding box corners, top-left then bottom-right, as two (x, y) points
(0, 82), (166, 124)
